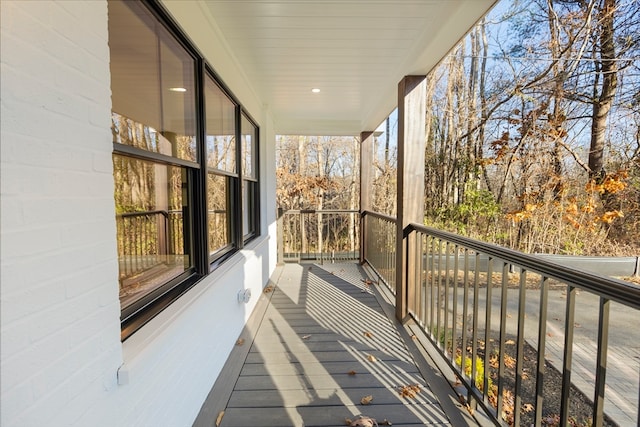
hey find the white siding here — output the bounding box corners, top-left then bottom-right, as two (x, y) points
(0, 1), (277, 426)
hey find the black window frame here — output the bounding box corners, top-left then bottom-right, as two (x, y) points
(241, 110), (260, 241)
(109, 0), (260, 340)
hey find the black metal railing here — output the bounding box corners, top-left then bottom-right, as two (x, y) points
(362, 211), (397, 294)
(115, 210), (184, 279)
(276, 207), (640, 425)
(278, 209), (359, 263)
(403, 223), (640, 427)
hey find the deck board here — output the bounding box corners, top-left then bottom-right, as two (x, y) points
(194, 263), (474, 427)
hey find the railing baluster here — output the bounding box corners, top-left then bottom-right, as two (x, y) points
(560, 285), (576, 427)
(451, 244), (459, 361)
(472, 252), (480, 399)
(535, 276), (549, 427)
(593, 297), (610, 427)
(422, 233), (430, 327)
(496, 261), (509, 421)
(414, 230), (422, 318)
(514, 270), (528, 426)
(444, 242), (451, 354)
(430, 237), (436, 333)
(483, 257), (493, 403)
(461, 249), (470, 386)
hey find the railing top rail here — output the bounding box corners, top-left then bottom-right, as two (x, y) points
(281, 209), (359, 214)
(408, 222), (640, 310)
(361, 209), (397, 223)
(118, 210), (169, 218)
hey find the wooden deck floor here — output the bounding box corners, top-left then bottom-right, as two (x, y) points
(194, 263), (476, 427)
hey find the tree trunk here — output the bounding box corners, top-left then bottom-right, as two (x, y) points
(588, 0), (618, 182)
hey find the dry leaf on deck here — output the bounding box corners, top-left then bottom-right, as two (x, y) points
(347, 370), (357, 376)
(398, 384), (421, 398)
(345, 418), (353, 426)
(215, 411), (224, 427)
(263, 285), (274, 293)
(505, 339), (515, 345)
(363, 331), (373, 338)
(236, 338), (245, 346)
(350, 416), (377, 427)
(302, 335), (311, 340)
(360, 395), (373, 405)
(367, 354), (377, 362)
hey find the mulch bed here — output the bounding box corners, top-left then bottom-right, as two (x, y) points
(454, 332), (619, 427)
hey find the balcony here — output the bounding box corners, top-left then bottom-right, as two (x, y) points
(195, 209), (639, 427)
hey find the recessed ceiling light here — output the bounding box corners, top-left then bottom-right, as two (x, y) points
(311, 88), (321, 93)
(169, 87), (187, 92)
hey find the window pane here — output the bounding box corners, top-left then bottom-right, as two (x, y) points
(113, 154), (192, 309)
(241, 114), (256, 178)
(242, 180), (256, 237)
(109, 0), (196, 162)
(208, 173), (231, 255)
(205, 77), (236, 172)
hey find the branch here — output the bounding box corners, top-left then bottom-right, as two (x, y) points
(556, 140), (591, 173)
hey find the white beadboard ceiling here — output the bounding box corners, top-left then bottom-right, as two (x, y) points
(201, 0), (496, 135)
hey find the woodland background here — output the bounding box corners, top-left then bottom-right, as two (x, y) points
(276, 0), (640, 256)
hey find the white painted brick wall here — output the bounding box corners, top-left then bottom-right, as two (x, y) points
(1, 1), (277, 426)
(0, 1), (122, 426)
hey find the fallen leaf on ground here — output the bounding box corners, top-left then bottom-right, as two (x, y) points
(489, 354), (499, 369)
(363, 331), (373, 338)
(522, 403), (534, 413)
(505, 339), (515, 345)
(236, 338), (245, 346)
(263, 285), (274, 293)
(349, 416), (377, 427)
(367, 354), (377, 362)
(504, 354), (516, 369)
(398, 384), (421, 398)
(215, 411), (224, 427)
(411, 334), (417, 340)
(347, 370), (357, 376)
(301, 335), (311, 340)
(344, 418), (353, 426)
(360, 395), (373, 405)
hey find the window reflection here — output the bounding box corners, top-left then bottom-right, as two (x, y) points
(109, 0), (196, 162)
(205, 78), (236, 172)
(207, 174), (231, 254)
(113, 154), (191, 309)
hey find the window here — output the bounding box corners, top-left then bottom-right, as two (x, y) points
(241, 113), (259, 239)
(205, 76), (237, 258)
(108, 0), (260, 339)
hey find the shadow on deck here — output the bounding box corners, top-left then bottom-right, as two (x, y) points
(193, 262), (478, 427)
